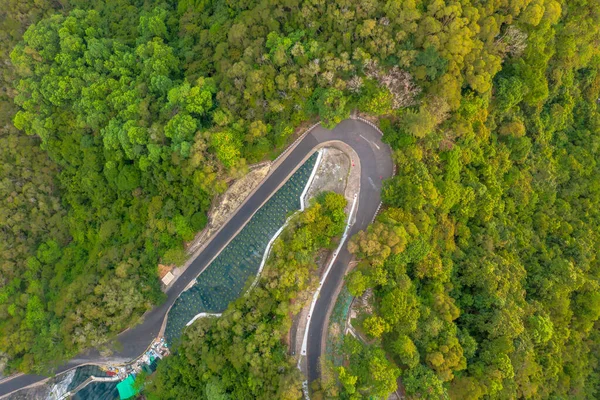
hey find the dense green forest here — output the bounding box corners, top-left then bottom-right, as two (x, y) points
(1, 0), (600, 399)
(145, 192), (347, 399)
(342, 2), (600, 400)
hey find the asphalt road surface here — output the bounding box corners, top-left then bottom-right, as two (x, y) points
(0, 119), (393, 398)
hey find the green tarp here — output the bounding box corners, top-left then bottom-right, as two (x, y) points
(116, 375), (138, 399)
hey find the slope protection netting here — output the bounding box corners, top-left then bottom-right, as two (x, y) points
(72, 381), (119, 400)
(67, 365), (109, 392)
(164, 153), (318, 344)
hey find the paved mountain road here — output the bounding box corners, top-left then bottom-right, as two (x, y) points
(0, 119), (393, 398)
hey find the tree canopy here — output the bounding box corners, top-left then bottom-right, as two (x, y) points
(145, 193), (346, 399)
(0, 2), (599, 400)
(343, 1), (600, 398)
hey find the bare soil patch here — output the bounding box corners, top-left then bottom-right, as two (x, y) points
(304, 148), (350, 205)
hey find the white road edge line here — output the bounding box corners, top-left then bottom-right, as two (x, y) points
(359, 133), (381, 150)
(300, 193), (359, 400)
(355, 117), (383, 137)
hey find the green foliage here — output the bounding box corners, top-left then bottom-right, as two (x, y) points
(347, 1), (600, 398)
(164, 114), (197, 144)
(161, 248), (187, 266)
(1, 5), (221, 372)
(116, 165), (140, 191)
(357, 80), (394, 116)
(392, 335), (420, 368)
(495, 76), (527, 112)
(346, 270), (371, 297)
(414, 47), (449, 81)
(335, 335), (401, 399)
(1, 3), (599, 398)
(211, 130), (242, 168)
(146, 194), (346, 399)
(402, 106), (436, 139)
(527, 314), (554, 344)
(403, 364), (448, 400)
(312, 88), (350, 129)
(337, 367), (358, 395)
